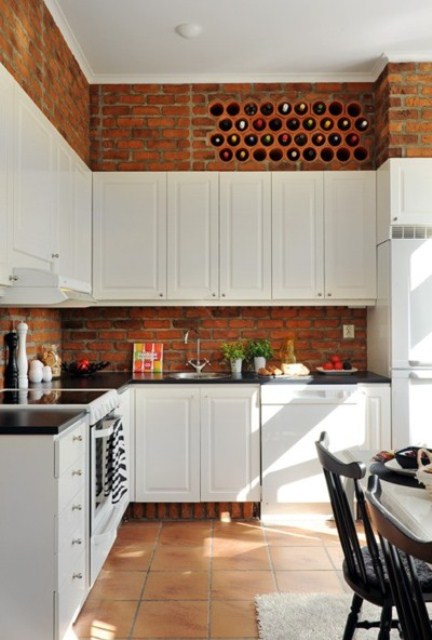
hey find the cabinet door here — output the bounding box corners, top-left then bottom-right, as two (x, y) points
(201, 386), (260, 501)
(71, 155), (92, 288)
(93, 173), (166, 300)
(272, 172), (324, 299)
(361, 384), (391, 451)
(135, 388), (200, 502)
(12, 84), (55, 270)
(167, 172), (219, 299)
(324, 172), (376, 300)
(219, 173), (271, 300)
(119, 388), (134, 501)
(0, 64), (13, 288)
(390, 159), (432, 227)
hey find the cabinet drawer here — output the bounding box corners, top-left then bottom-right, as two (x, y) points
(58, 463), (85, 508)
(58, 476), (85, 524)
(57, 530), (86, 589)
(57, 487), (86, 553)
(56, 552), (86, 640)
(55, 418), (87, 478)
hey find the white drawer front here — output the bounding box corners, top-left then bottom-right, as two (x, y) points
(58, 463), (86, 509)
(56, 551), (86, 640)
(55, 418), (87, 478)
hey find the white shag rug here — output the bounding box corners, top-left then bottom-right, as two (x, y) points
(255, 593), (400, 640)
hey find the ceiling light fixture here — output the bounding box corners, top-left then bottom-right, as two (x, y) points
(175, 23), (203, 39)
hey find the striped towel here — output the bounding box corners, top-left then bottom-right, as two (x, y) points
(104, 416), (128, 504)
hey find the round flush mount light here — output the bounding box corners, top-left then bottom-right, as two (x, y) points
(175, 23), (203, 39)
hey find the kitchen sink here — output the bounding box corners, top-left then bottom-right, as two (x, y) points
(166, 372), (230, 380)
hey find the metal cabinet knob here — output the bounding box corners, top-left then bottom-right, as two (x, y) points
(9, 275), (18, 282)
(159, 293), (164, 297)
(72, 572), (83, 580)
(221, 293), (226, 297)
(72, 504), (82, 511)
(317, 292), (322, 297)
(327, 293), (332, 297)
(72, 538), (82, 545)
(72, 469), (82, 476)
(73, 434), (83, 442)
(212, 293), (216, 297)
(51, 253), (60, 259)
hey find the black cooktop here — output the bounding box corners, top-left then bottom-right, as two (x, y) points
(0, 389), (109, 406)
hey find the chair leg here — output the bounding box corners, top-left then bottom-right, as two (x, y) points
(377, 602), (393, 640)
(342, 594), (363, 640)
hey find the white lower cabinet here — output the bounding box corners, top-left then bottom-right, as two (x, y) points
(0, 416), (88, 640)
(261, 384), (390, 516)
(134, 385), (260, 502)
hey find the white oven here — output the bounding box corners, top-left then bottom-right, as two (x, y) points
(90, 409), (128, 585)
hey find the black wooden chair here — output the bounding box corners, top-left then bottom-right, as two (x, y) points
(315, 431), (398, 639)
(366, 474), (432, 640)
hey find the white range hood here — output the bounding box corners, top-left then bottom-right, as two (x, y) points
(0, 268), (96, 307)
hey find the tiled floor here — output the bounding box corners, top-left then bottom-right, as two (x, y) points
(72, 516), (355, 640)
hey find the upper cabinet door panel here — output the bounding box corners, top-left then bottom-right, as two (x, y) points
(167, 172), (219, 299)
(12, 86), (55, 269)
(0, 64), (13, 287)
(272, 172), (324, 299)
(219, 173), (271, 300)
(93, 173), (167, 300)
(324, 171), (376, 300)
(391, 159), (432, 226)
(72, 156), (92, 288)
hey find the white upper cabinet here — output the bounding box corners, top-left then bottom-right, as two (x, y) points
(219, 172), (272, 300)
(377, 159), (432, 243)
(0, 64), (13, 289)
(324, 171), (376, 301)
(53, 138), (92, 291)
(11, 82), (55, 270)
(93, 172), (167, 300)
(272, 172), (324, 299)
(167, 172), (219, 299)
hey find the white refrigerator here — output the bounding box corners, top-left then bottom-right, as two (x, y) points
(368, 237), (432, 449)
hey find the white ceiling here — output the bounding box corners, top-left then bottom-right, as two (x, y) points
(44, 0), (432, 83)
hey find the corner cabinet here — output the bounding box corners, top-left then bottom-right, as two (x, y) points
(93, 172), (167, 300)
(272, 171), (376, 302)
(0, 416), (88, 640)
(134, 385), (260, 503)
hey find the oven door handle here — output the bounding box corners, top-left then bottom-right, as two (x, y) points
(94, 418), (116, 440)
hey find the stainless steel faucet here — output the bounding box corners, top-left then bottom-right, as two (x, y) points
(184, 328), (210, 373)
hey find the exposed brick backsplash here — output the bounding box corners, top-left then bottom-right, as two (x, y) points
(61, 306), (367, 373)
(90, 82), (375, 171)
(0, 308), (62, 388)
(127, 501), (258, 521)
(1, 0), (90, 164)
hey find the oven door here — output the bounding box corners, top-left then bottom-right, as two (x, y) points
(90, 414), (128, 586)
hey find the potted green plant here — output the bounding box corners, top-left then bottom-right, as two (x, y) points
(246, 339), (274, 372)
(221, 341), (246, 374)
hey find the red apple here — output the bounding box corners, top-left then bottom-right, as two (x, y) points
(334, 361), (343, 370)
(322, 362), (334, 370)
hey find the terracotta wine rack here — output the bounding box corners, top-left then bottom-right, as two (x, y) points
(208, 100), (370, 165)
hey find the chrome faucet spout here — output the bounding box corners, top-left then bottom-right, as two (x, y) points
(184, 328), (210, 373)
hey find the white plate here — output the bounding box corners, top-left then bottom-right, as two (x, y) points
(384, 457), (417, 477)
(316, 367), (358, 375)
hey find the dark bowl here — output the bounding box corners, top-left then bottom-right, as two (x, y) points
(61, 360), (110, 377)
(395, 446), (432, 469)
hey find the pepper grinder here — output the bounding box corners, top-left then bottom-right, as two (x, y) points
(17, 321), (29, 388)
(4, 331), (18, 389)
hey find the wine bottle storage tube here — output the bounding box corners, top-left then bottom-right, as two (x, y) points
(209, 99), (370, 163)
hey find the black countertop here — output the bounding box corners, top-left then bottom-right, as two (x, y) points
(0, 409), (86, 435)
(45, 370), (390, 389)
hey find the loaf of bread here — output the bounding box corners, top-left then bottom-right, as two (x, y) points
(281, 363), (310, 376)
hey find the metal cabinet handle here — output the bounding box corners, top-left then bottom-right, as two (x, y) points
(9, 275), (18, 282)
(72, 538), (82, 545)
(72, 504), (82, 511)
(51, 253), (60, 259)
(73, 434), (83, 442)
(73, 572), (83, 580)
(72, 469), (82, 476)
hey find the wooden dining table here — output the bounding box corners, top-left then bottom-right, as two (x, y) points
(342, 447), (432, 539)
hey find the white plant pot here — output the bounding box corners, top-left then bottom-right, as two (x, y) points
(230, 359), (243, 374)
(254, 356), (266, 372)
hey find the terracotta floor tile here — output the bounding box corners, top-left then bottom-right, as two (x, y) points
(73, 599), (138, 638)
(115, 521), (161, 545)
(263, 523), (339, 546)
(151, 544), (211, 571)
(212, 544), (270, 571)
(210, 600), (258, 638)
(159, 521), (213, 546)
(212, 537), (266, 559)
(269, 545), (334, 571)
(211, 570), (275, 600)
(275, 569), (346, 593)
(213, 521), (265, 541)
(142, 571), (209, 600)
(88, 569), (146, 600)
(132, 600), (208, 638)
(326, 544), (345, 570)
(102, 543), (155, 571)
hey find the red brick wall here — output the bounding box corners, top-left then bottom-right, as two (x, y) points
(375, 62), (432, 167)
(61, 306), (367, 373)
(0, 0), (90, 164)
(90, 82), (375, 171)
(0, 308), (62, 388)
